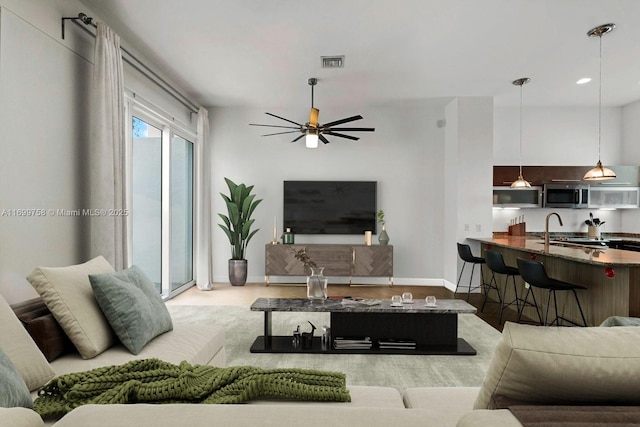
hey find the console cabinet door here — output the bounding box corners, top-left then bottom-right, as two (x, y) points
(265, 244), (307, 275)
(307, 245), (352, 276)
(352, 246), (393, 277)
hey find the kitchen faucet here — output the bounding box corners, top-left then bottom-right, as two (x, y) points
(544, 212), (563, 248)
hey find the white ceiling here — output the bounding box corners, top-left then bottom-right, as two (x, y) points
(83, 0), (640, 110)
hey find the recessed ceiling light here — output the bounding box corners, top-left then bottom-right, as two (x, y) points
(576, 77), (592, 85)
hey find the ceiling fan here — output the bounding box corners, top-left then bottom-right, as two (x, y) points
(249, 78), (375, 148)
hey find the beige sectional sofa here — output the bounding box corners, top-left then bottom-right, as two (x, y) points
(2, 256), (640, 426)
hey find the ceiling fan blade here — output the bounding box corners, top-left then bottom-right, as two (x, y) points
(309, 107), (319, 127)
(327, 127), (375, 132)
(290, 134), (305, 143)
(250, 123), (301, 129)
(319, 134), (331, 144)
(265, 112), (304, 127)
(324, 131), (360, 141)
(261, 130), (302, 137)
(320, 115), (363, 128)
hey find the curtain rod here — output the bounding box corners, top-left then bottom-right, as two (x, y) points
(61, 13), (200, 114)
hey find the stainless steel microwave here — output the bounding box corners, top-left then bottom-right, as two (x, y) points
(543, 184), (589, 208)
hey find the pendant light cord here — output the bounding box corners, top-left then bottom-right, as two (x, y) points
(598, 33), (603, 162)
(519, 83), (524, 177)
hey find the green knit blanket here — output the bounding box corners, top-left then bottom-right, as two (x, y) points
(34, 358), (351, 418)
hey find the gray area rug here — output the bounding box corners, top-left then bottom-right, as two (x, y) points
(167, 305), (502, 390)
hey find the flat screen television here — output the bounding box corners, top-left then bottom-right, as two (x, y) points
(283, 181), (377, 235)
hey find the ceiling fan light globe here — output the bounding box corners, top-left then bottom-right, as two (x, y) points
(305, 132), (319, 148)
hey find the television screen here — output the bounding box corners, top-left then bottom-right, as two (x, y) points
(283, 181), (377, 235)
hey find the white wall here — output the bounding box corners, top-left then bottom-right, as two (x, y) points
(209, 105), (449, 284)
(445, 97), (494, 290)
(0, 1), (93, 303)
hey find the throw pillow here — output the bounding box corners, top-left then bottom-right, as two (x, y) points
(0, 294), (54, 392)
(26, 256), (116, 359)
(0, 346), (33, 408)
(89, 265), (173, 355)
(11, 298), (74, 362)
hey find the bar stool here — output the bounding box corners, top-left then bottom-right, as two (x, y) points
(516, 258), (588, 327)
(485, 250), (541, 324)
(455, 243), (488, 302)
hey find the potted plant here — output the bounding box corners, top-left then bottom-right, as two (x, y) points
(218, 178), (262, 286)
(376, 210), (390, 245)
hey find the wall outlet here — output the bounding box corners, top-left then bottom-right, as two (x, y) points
(464, 224), (469, 231)
(475, 224), (481, 232)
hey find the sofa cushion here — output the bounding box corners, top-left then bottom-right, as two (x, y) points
(48, 405), (448, 427)
(11, 298), (74, 362)
(474, 322), (640, 409)
(26, 256), (116, 359)
(89, 266), (173, 354)
(0, 294), (54, 391)
(0, 408), (45, 427)
(0, 347), (33, 408)
(50, 322), (225, 375)
(456, 409), (523, 427)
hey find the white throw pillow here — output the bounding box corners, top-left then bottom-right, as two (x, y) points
(0, 294), (54, 391)
(27, 256), (116, 359)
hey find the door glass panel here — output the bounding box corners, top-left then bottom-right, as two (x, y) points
(170, 134), (194, 290)
(132, 116), (162, 292)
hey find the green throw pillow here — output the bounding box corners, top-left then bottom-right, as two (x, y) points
(89, 266), (173, 355)
(0, 346), (33, 408)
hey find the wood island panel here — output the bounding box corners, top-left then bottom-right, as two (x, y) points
(471, 237), (640, 326)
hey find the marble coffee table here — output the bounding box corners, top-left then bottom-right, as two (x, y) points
(249, 298), (477, 355)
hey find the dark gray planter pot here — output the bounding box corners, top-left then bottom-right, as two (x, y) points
(228, 259), (248, 286)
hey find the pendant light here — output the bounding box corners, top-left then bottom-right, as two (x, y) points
(511, 77), (531, 188)
(583, 23), (617, 181)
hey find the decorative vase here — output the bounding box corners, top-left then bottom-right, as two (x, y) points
(378, 226), (390, 245)
(307, 267), (328, 300)
(228, 259), (248, 286)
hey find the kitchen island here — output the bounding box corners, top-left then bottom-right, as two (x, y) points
(469, 236), (640, 326)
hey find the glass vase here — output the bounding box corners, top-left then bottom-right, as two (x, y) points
(307, 267), (328, 300)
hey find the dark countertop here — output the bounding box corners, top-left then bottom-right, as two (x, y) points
(469, 236), (640, 267)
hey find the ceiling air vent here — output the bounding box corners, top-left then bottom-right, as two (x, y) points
(321, 56), (345, 68)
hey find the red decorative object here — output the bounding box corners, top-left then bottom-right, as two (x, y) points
(530, 253), (537, 260)
(605, 266), (616, 278)
(487, 244), (492, 250)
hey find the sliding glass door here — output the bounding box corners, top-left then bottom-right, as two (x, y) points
(130, 110), (195, 298)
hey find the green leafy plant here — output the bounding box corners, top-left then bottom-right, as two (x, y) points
(376, 210), (386, 227)
(218, 178), (263, 260)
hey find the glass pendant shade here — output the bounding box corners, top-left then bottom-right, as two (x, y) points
(583, 23), (616, 181)
(511, 174), (532, 188)
(583, 160), (616, 181)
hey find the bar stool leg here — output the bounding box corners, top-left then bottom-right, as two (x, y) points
(455, 262), (467, 296)
(481, 270), (501, 312)
(573, 289), (588, 327)
(518, 286), (543, 325)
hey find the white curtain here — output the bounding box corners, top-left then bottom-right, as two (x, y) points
(89, 22), (128, 271)
(195, 107), (214, 290)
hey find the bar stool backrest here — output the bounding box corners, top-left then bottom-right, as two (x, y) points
(517, 258), (552, 290)
(485, 250), (510, 275)
(457, 243), (477, 263)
